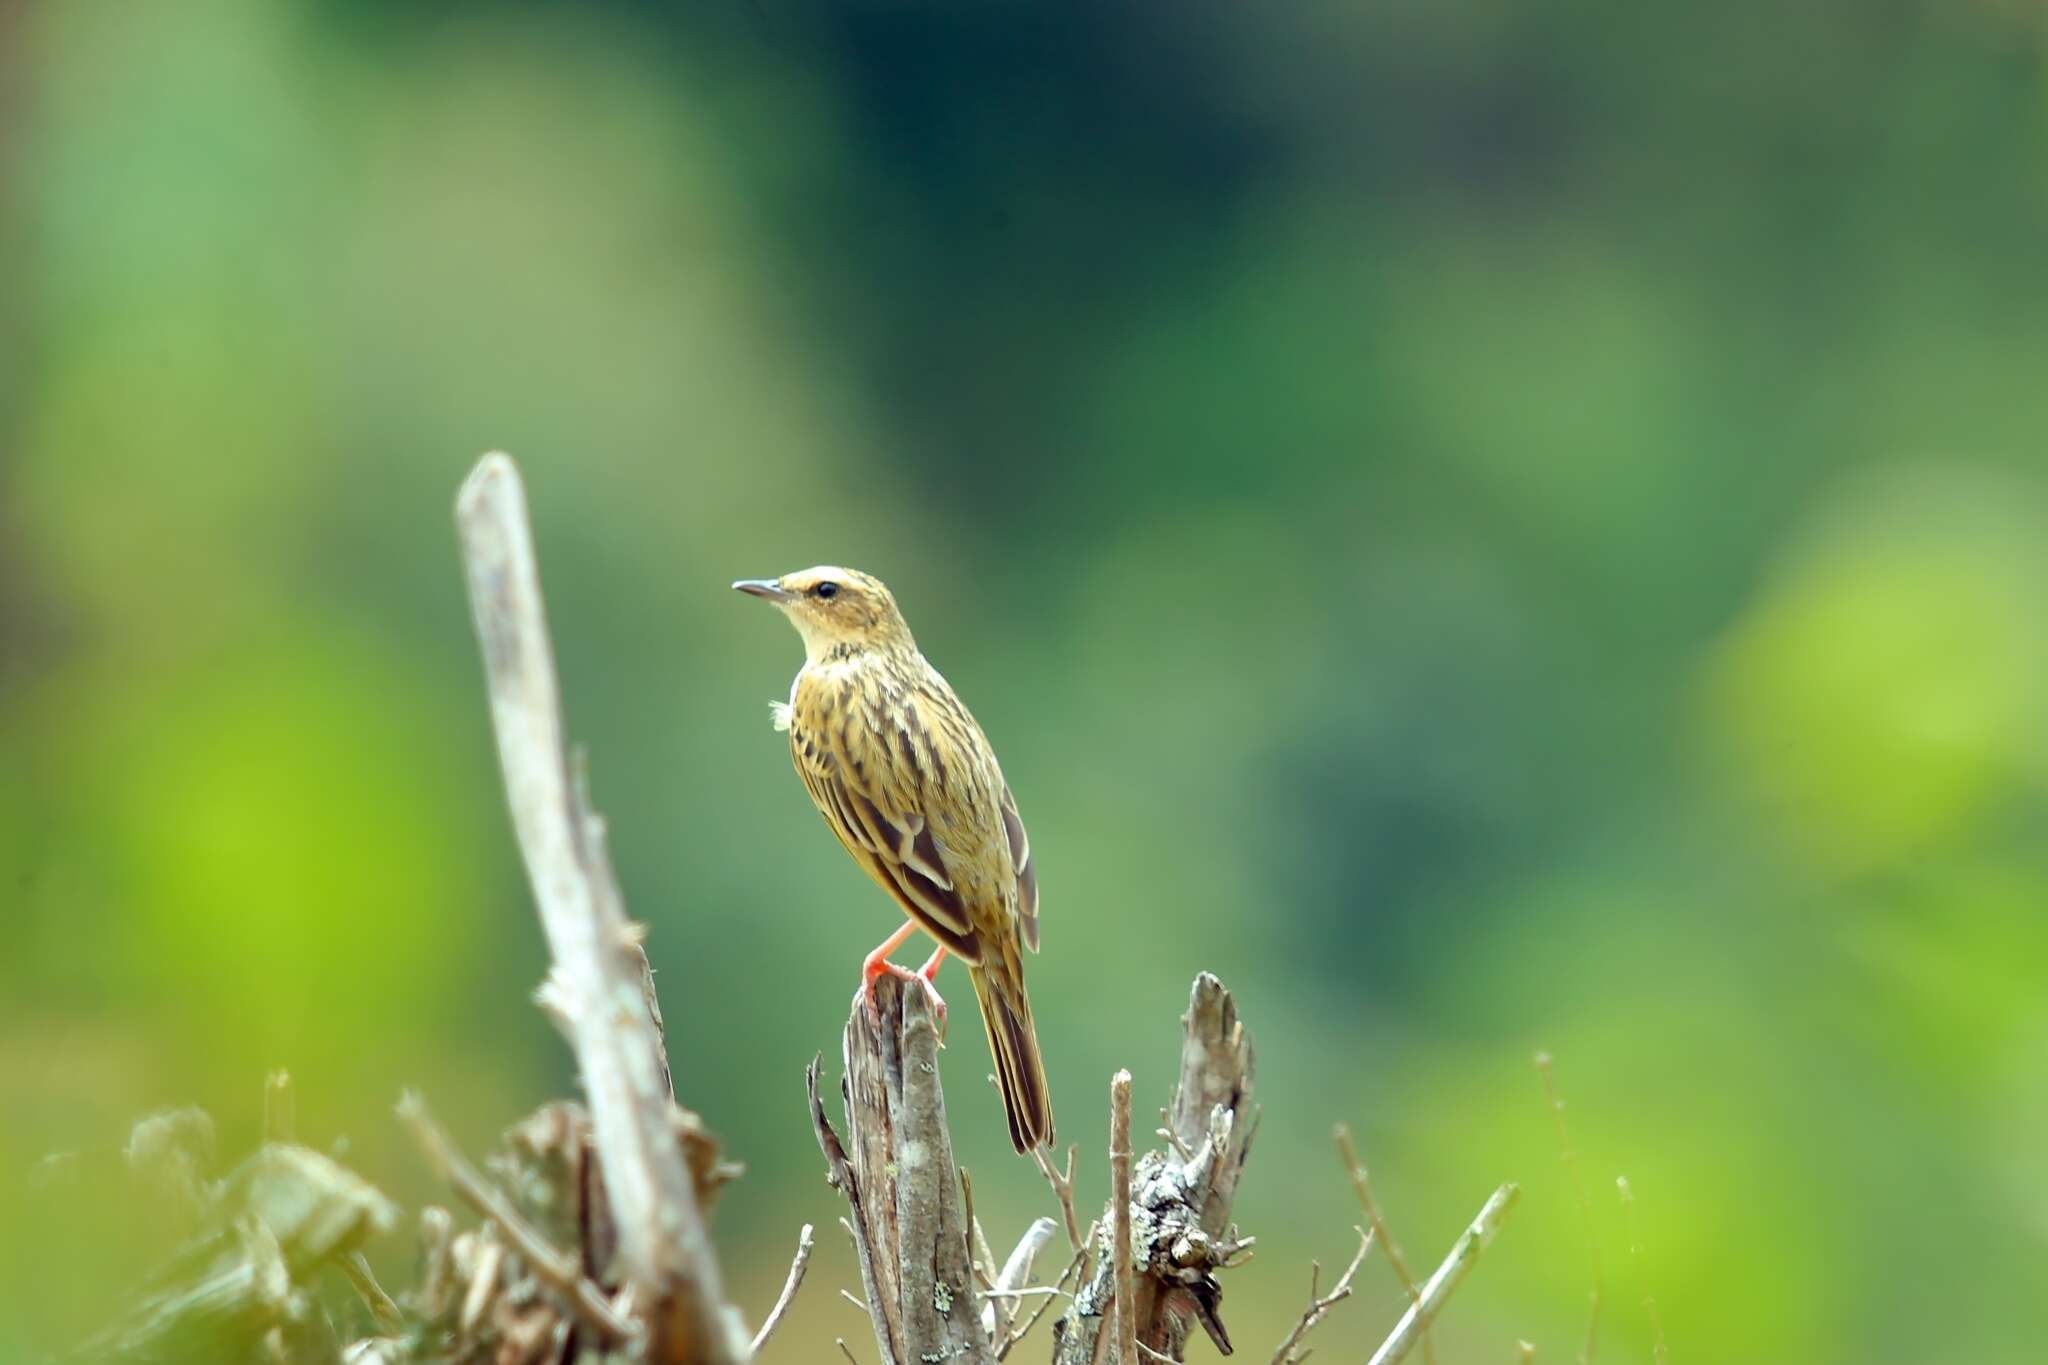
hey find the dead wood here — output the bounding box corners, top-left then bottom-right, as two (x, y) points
(808, 973), (995, 1365)
(1050, 974), (1257, 1365)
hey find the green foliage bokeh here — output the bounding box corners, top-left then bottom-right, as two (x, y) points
(5, 1), (2047, 1360)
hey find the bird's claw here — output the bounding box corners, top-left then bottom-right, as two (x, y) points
(857, 960), (949, 1043)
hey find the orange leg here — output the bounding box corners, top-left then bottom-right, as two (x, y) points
(859, 922), (949, 1035)
(860, 920), (919, 982)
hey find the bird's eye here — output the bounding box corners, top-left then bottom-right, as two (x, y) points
(813, 582), (839, 601)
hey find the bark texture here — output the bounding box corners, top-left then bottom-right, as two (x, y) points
(808, 974), (995, 1365)
(1049, 973), (1257, 1365)
(813, 972), (1258, 1365)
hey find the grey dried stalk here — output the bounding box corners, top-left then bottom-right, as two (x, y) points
(455, 451), (743, 1363)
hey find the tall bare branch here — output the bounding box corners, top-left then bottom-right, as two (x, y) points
(455, 451), (743, 1363)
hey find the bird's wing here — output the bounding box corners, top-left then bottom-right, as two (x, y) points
(790, 708), (986, 963)
(1000, 781), (1039, 952)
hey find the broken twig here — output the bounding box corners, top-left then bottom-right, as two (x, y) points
(748, 1223), (815, 1357)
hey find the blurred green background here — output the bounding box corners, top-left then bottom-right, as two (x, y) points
(6, 0), (2048, 1360)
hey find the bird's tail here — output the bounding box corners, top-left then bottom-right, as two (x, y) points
(970, 951), (1054, 1154)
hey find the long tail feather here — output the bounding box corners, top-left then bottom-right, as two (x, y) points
(969, 957), (1054, 1153)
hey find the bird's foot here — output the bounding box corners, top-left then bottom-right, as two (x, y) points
(857, 948), (949, 1042)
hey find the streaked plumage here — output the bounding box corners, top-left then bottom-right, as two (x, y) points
(734, 566), (1052, 1152)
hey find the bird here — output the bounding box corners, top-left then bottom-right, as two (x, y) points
(733, 566), (1052, 1153)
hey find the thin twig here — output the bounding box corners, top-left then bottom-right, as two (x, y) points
(748, 1223), (815, 1357)
(959, 1167), (1002, 1308)
(837, 1340), (861, 1364)
(1156, 1109), (1194, 1163)
(1335, 1123), (1430, 1365)
(340, 1251), (405, 1336)
(1109, 1070), (1136, 1365)
(1033, 1143), (1085, 1254)
(1366, 1184), (1521, 1365)
(841, 1290), (869, 1313)
(1536, 1053), (1603, 1365)
(396, 1092), (635, 1345)
(998, 1243), (1087, 1361)
(456, 451), (739, 1362)
(1616, 1178), (1668, 1364)
(1268, 1226), (1373, 1365)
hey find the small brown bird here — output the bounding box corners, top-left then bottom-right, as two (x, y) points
(734, 566), (1052, 1152)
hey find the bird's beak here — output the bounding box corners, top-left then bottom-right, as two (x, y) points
(732, 578), (792, 603)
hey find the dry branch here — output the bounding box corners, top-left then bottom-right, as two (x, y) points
(1366, 1183), (1520, 1365)
(456, 451), (745, 1363)
(1335, 1124), (1430, 1363)
(1034, 1144), (1086, 1255)
(806, 1061), (900, 1365)
(986, 1217), (1059, 1339)
(1052, 974), (1257, 1365)
(1268, 1226), (1372, 1365)
(997, 1242), (1088, 1361)
(748, 1224), (815, 1357)
(807, 974), (994, 1365)
(397, 1091), (635, 1345)
(1108, 1071), (1136, 1365)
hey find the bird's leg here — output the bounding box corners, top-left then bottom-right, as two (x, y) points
(857, 922), (949, 1037)
(859, 920), (919, 999)
(912, 945), (949, 1038)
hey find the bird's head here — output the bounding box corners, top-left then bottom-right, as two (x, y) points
(732, 566), (914, 660)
